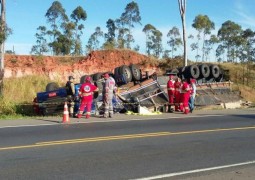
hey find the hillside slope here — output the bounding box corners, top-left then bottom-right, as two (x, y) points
(4, 49), (160, 82)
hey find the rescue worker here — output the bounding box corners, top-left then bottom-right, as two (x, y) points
(66, 75), (76, 117)
(180, 78), (191, 114)
(167, 74), (175, 112)
(77, 76), (99, 119)
(189, 78), (196, 113)
(174, 77), (182, 112)
(102, 73), (117, 118)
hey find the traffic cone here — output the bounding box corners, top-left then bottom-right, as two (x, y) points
(62, 102), (70, 123)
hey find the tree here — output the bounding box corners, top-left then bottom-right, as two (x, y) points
(167, 26), (182, 58)
(45, 1), (68, 55)
(192, 14), (215, 61)
(142, 24), (156, 56)
(86, 27), (104, 53)
(30, 26), (49, 55)
(117, 1), (141, 49)
(103, 19), (116, 49)
(0, 0), (12, 95)
(218, 20), (242, 62)
(71, 6), (87, 55)
(177, 0), (187, 66)
(151, 29), (163, 58)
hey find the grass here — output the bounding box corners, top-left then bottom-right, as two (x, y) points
(0, 75), (62, 119)
(0, 60), (255, 119)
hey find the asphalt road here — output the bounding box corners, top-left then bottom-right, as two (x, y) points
(0, 109), (255, 180)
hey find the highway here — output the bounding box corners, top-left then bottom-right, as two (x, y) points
(0, 112), (255, 180)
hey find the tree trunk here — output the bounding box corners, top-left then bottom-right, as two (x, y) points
(0, 0), (6, 96)
(178, 0), (187, 66)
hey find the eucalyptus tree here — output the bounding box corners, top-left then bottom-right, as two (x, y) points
(151, 29), (163, 58)
(86, 27), (104, 53)
(142, 24), (156, 56)
(205, 34), (219, 62)
(71, 6), (87, 55)
(177, 0), (187, 66)
(217, 20), (242, 62)
(189, 34), (200, 62)
(117, 1), (141, 49)
(103, 19), (116, 49)
(30, 26), (49, 55)
(167, 26), (182, 58)
(216, 44), (225, 62)
(192, 14), (215, 61)
(239, 29), (255, 85)
(45, 0), (68, 55)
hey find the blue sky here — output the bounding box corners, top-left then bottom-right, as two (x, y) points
(5, 0), (255, 60)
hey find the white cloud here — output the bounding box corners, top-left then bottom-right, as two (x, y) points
(233, 0), (255, 28)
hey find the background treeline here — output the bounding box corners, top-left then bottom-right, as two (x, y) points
(14, 0), (254, 65)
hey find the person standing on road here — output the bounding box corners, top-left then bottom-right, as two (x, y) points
(174, 77), (182, 112)
(167, 74), (175, 112)
(189, 78), (196, 113)
(180, 78), (191, 114)
(66, 75), (76, 117)
(77, 76), (98, 119)
(102, 73), (117, 118)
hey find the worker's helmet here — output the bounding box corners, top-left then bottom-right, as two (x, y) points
(85, 76), (92, 82)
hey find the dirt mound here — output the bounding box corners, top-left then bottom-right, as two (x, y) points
(4, 49), (160, 82)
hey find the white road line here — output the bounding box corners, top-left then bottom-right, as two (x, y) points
(133, 160), (255, 180)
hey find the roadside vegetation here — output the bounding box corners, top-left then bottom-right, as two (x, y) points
(0, 75), (62, 119)
(0, 59), (254, 119)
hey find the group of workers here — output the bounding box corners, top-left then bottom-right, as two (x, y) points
(65, 73), (117, 119)
(167, 74), (196, 114)
(65, 72), (196, 119)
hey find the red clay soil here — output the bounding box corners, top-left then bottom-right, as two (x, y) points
(4, 49), (160, 82)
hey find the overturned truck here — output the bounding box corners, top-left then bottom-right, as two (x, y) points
(36, 63), (240, 116)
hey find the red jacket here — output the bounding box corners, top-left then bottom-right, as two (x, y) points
(167, 80), (175, 95)
(79, 83), (98, 100)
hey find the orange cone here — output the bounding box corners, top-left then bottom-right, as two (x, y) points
(62, 102), (70, 123)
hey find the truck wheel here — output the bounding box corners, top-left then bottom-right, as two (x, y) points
(80, 75), (93, 83)
(119, 65), (132, 83)
(186, 65), (200, 79)
(46, 82), (59, 91)
(210, 65), (220, 78)
(93, 73), (103, 81)
(199, 64), (210, 78)
(129, 64), (141, 81)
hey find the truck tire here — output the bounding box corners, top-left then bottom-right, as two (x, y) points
(80, 75), (93, 83)
(46, 82), (59, 91)
(183, 65), (200, 79)
(93, 73), (103, 81)
(210, 65), (220, 78)
(119, 65), (132, 83)
(199, 64), (210, 78)
(129, 64), (141, 81)
(170, 68), (179, 75)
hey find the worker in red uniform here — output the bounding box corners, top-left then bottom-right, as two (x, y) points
(180, 78), (191, 114)
(167, 74), (175, 112)
(77, 76), (98, 119)
(174, 77), (182, 112)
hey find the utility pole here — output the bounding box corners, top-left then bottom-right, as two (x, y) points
(0, 0), (6, 95)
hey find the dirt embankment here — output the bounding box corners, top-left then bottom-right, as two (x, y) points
(4, 49), (160, 82)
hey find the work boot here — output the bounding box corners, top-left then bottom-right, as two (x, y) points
(77, 114), (82, 119)
(184, 109), (189, 114)
(85, 114), (90, 119)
